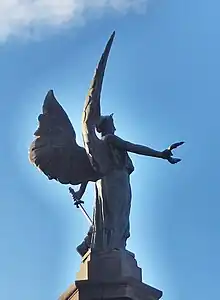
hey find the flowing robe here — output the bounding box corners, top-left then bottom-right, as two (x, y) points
(90, 137), (134, 251)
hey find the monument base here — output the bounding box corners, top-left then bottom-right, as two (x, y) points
(59, 250), (162, 300)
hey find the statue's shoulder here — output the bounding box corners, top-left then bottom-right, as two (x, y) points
(103, 135), (128, 152)
(103, 134), (123, 144)
(103, 134), (115, 143)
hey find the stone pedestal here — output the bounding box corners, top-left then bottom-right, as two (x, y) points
(59, 250), (162, 300)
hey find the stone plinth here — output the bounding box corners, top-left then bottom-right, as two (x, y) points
(76, 249), (142, 282)
(59, 250), (162, 300)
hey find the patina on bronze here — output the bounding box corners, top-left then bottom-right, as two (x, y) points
(29, 31), (184, 257)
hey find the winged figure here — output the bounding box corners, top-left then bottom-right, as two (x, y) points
(29, 32), (184, 257)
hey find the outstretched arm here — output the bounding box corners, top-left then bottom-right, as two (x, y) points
(106, 135), (162, 157)
(124, 141), (163, 158)
(105, 135), (184, 164)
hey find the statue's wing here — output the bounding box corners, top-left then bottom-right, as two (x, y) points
(29, 90), (100, 185)
(82, 31), (115, 174)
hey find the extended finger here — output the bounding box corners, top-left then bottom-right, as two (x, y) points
(168, 157), (181, 164)
(173, 158), (181, 164)
(169, 141), (185, 150)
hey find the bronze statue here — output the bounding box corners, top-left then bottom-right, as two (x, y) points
(29, 32), (184, 257)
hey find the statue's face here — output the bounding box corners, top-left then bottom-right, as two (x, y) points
(106, 116), (116, 134)
(96, 115), (116, 134)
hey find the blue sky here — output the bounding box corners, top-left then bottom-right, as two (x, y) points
(0, 0), (219, 299)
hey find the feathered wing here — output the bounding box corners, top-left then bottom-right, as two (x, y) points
(29, 90), (100, 185)
(82, 31), (115, 174)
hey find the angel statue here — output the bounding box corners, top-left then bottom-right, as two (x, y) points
(29, 32), (184, 257)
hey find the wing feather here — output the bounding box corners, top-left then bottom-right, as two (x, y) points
(82, 31), (115, 174)
(29, 90), (100, 185)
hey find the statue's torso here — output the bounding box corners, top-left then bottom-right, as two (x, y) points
(105, 138), (134, 175)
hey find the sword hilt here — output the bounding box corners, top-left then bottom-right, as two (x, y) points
(69, 187), (84, 208)
(68, 187), (93, 224)
(74, 199), (84, 208)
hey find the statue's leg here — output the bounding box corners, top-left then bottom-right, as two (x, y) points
(76, 226), (93, 257)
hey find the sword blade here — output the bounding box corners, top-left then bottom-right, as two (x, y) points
(78, 204), (93, 225)
(70, 197), (93, 225)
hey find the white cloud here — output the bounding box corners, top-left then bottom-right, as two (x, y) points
(0, 0), (148, 42)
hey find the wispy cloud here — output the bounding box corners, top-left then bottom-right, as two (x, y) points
(0, 0), (147, 42)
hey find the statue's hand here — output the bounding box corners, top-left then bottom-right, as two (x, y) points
(161, 141), (184, 164)
(69, 187), (84, 207)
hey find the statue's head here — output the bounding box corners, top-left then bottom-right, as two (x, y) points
(96, 113), (116, 135)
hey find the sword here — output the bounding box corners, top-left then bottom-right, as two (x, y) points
(69, 187), (93, 225)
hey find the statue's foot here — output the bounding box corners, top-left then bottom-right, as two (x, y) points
(76, 242), (89, 257)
